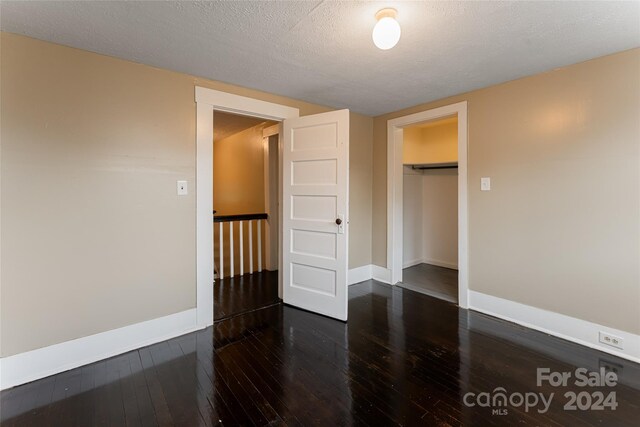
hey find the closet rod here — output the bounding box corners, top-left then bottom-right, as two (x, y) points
(410, 165), (458, 170)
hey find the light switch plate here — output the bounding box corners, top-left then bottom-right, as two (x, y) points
(481, 177), (491, 191)
(177, 180), (188, 196)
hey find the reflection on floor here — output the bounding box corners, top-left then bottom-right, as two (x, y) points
(214, 270), (280, 321)
(2, 280), (639, 426)
(400, 262), (458, 303)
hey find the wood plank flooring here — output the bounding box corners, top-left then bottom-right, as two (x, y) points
(400, 263), (458, 303)
(214, 270), (280, 321)
(2, 280), (639, 426)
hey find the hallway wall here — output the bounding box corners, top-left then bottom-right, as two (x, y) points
(214, 123), (268, 216)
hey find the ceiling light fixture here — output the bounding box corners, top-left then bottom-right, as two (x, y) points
(372, 8), (401, 50)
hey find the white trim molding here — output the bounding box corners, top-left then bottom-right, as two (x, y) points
(422, 258), (458, 270)
(372, 265), (392, 284)
(346, 264), (395, 285)
(348, 265), (372, 285)
(469, 291), (640, 364)
(262, 123), (281, 138)
(347, 264), (392, 285)
(0, 309), (199, 390)
(386, 101), (469, 308)
(196, 101), (214, 328)
(195, 87), (299, 324)
(402, 258), (459, 270)
(195, 87), (299, 121)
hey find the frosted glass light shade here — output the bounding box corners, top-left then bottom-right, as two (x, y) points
(372, 16), (401, 50)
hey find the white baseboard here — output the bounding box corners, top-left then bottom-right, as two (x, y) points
(422, 258), (458, 270)
(0, 308), (201, 390)
(402, 258), (458, 270)
(469, 291), (640, 364)
(372, 265), (392, 284)
(348, 264), (372, 285)
(348, 264), (392, 285)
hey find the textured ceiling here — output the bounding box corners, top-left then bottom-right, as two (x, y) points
(1, 1), (639, 116)
(213, 111), (272, 142)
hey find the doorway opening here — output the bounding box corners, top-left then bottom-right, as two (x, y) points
(196, 87), (349, 325)
(212, 111), (280, 320)
(399, 116), (459, 303)
(386, 101), (469, 308)
(194, 86), (300, 328)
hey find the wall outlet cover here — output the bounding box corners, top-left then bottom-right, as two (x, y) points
(480, 177), (491, 191)
(599, 331), (624, 350)
(177, 180), (188, 196)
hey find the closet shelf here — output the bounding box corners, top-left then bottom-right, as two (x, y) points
(406, 162), (458, 170)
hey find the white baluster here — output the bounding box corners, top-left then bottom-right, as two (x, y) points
(229, 221), (234, 278)
(219, 222), (224, 279)
(248, 220), (254, 275)
(239, 221), (244, 276)
(257, 220), (262, 273)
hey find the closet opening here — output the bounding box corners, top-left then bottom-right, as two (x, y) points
(400, 116), (459, 303)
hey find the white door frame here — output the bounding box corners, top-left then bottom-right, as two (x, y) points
(386, 101), (469, 308)
(195, 87), (299, 327)
(262, 124), (281, 274)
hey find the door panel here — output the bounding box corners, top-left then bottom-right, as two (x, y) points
(291, 123), (338, 151)
(282, 109), (349, 321)
(291, 195), (337, 222)
(291, 160), (338, 185)
(291, 263), (336, 296)
(291, 230), (337, 259)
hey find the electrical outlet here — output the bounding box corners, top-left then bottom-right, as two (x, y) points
(177, 180), (188, 196)
(599, 331), (624, 350)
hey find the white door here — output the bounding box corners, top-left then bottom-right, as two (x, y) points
(282, 109), (349, 321)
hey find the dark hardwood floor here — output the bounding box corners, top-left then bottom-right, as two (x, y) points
(2, 280), (639, 426)
(400, 263), (458, 303)
(214, 270), (280, 321)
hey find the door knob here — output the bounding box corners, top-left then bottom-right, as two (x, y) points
(335, 218), (342, 225)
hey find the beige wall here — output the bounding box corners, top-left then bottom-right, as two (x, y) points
(422, 169), (458, 268)
(213, 123), (268, 215)
(403, 118), (458, 164)
(348, 113), (374, 268)
(373, 48), (640, 334)
(0, 32), (373, 357)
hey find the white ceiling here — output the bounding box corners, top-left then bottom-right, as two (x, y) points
(2, 1), (639, 116)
